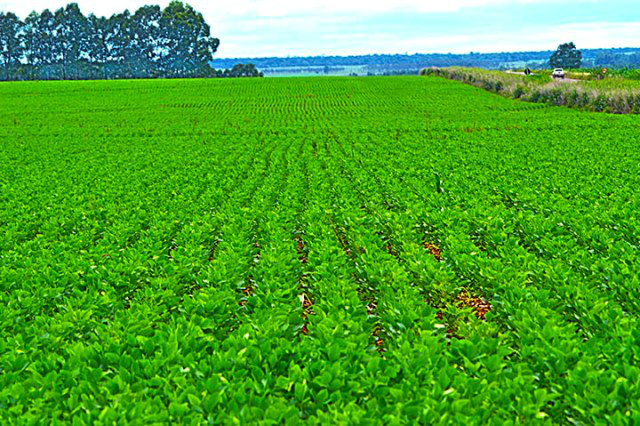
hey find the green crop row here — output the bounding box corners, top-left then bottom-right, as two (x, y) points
(1, 76), (639, 424)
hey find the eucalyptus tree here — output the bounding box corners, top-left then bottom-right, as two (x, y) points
(159, 1), (220, 77)
(32, 10), (57, 79)
(85, 14), (110, 78)
(131, 5), (162, 78)
(106, 10), (135, 78)
(0, 12), (23, 80)
(53, 3), (89, 79)
(21, 12), (40, 78)
(0, 2), (228, 81)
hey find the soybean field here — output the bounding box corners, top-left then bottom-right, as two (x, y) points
(1, 76), (640, 424)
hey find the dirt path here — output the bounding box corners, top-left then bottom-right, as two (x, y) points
(505, 70), (579, 82)
(553, 77), (580, 83)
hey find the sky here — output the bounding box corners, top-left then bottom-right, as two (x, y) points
(1, 0), (639, 58)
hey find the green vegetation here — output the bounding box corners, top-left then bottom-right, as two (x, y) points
(2, 76), (640, 424)
(595, 68), (640, 80)
(549, 42), (582, 69)
(217, 63), (264, 78)
(422, 67), (640, 113)
(0, 2), (262, 81)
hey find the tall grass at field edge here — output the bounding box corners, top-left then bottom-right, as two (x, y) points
(420, 67), (640, 114)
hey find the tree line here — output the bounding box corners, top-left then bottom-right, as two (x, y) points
(0, 2), (260, 81)
(213, 48), (640, 74)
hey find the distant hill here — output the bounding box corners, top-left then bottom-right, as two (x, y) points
(212, 48), (640, 77)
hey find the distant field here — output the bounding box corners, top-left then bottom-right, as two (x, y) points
(259, 65), (420, 77)
(1, 77), (640, 424)
(261, 65), (369, 77)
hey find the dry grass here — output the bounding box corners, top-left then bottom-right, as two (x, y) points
(421, 67), (640, 114)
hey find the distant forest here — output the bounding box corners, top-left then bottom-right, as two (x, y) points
(0, 2), (260, 81)
(212, 48), (640, 76)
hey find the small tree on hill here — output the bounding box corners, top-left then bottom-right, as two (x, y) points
(550, 42), (582, 69)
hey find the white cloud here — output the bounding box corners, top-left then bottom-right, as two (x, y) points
(0, 0), (635, 57)
(1, 0), (592, 19)
(232, 0), (601, 18)
(216, 19), (640, 57)
(401, 21), (640, 54)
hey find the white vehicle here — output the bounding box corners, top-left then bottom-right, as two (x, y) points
(552, 68), (566, 79)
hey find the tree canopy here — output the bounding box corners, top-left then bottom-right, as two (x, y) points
(549, 42), (582, 69)
(220, 64), (264, 78)
(0, 2), (225, 80)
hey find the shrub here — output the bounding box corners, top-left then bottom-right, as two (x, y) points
(593, 95), (609, 112)
(513, 86), (526, 99)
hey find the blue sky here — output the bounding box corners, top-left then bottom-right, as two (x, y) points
(2, 0), (639, 57)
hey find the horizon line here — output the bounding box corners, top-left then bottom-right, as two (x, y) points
(212, 46), (640, 60)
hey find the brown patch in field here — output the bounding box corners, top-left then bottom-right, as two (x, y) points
(295, 234), (314, 335)
(238, 283), (254, 306)
(474, 241), (487, 253)
(295, 235), (308, 264)
(299, 292), (314, 315)
(457, 291), (491, 320)
(207, 237), (222, 262)
(373, 327), (385, 354)
(433, 290), (492, 338)
(424, 242), (442, 261)
(375, 338), (384, 351)
(434, 291), (491, 320)
(299, 292), (315, 335)
(382, 235), (400, 259)
(367, 301), (377, 316)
